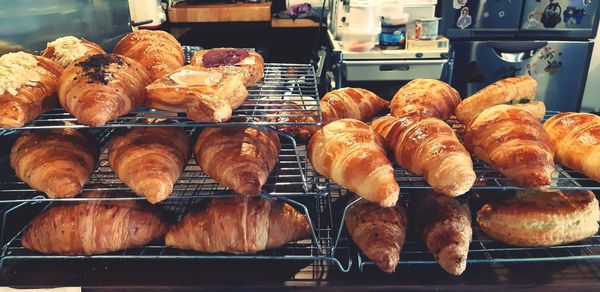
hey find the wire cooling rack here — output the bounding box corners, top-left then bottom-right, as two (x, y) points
(3, 63), (321, 130)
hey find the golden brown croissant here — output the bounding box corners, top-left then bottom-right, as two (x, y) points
(22, 191), (169, 255)
(477, 190), (599, 247)
(113, 29), (184, 81)
(464, 105), (554, 188)
(0, 52), (63, 128)
(345, 196), (408, 274)
(544, 112), (600, 182)
(411, 191), (472, 276)
(165, 197), (310, 254)
(58, 54), (151, 127)
(456, 76), (540, 124)
(10, 128), (98, 198)
(194, 126), (280, 196)
(42, 36), (106, 67)
(390, 79), (461, 120)
(372, 115), (475, 197)
(146, 66), (248, 123)
(108, 127), (190, 204)
(190, 48), (264, 86)
(308, 119), (399, 207)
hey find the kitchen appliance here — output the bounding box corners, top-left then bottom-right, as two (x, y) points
(440, 0), (600, 112)
(128, 0), (166, 29)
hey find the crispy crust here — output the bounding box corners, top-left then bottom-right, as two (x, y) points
(477, 190), (600, 247)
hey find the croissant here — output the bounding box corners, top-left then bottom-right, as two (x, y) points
(464, 105), (555, 188)
(0, 52), (63, 128)
(308, 119), (399, 207)
(22, 191), (169, 255)
(372, 115), (476, 197)
(390, 79), (461, 120)
(146, 66), (248, 123)
(165, 197), (310, 254)
(42, 36), (106, 67)
(411, 191), (472, 276)
(108, 127), (190, 204)
(345, 196), (408, 274)
(10, 128), (98, 198)
(543, 112), (600, 182)
(113, 29), (184, 81)
(58, 54), (151, 127)
(456, 76), (541, 124)
(190, 48), (264, 86)
(194, 126), (280, 196)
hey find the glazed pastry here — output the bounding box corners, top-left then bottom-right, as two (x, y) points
(464, 105), (554, 188)
(543, 112), (600, 182)
(0, 52), (63, 128)
(146, 65), (248, 123)
(42, 36), (106, 67)
(58, 54), (151, 127)
(477, 190), (599, 247)
(372, 115), (475, 197)
(10, 128), (98, 198)
(308, 119), (399, 207)
(456, 76), (542, 124)
(190, 48), (264, 86)
(113, 29), (184, 81)
(345, 196), (408, 274)
(165, 197), (310, 253)
(411, 191), (472, 276)
(22, 191), (169, 255)
(194, 126), (280, 196)
(390, 79), (461, 120)
(108, 126), (190, 204)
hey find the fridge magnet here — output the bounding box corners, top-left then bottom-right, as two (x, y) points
(564, 7), (586, 25)
(523, 9), (543, 29)
(541, 0), (562, 28)
(539, 47), (563, 74)
(525, 63), (538, 76)
(453, 0), (467, 9)
(457, 7), (472, 29)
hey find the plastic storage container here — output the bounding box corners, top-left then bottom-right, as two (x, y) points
(341, 0), (381, 52)
(380, 13), (410, 49)
(341, 28), (381, 52)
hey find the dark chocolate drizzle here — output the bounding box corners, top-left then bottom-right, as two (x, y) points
(76, 54), (124, 85)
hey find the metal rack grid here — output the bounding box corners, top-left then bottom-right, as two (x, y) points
(0, 126), (324, 204)
(4, 63), (321, 130)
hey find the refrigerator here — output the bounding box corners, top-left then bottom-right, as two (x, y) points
(440, 0), (600, 112)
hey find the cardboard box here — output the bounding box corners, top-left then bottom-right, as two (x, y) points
(406, 36), (449, 51)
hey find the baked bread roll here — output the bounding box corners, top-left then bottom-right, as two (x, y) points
(108, 126), (190, 204)
(345, 196), (408, 274)
(113, 30), (184, 81)
(308, 119), (399, 207)
(411, 191), (472, 276)
(391, 79), (461, 120)
(372, 115), (475, 196)
(22, 191), (169, 255)
(477, 190), (599, 247)
(464, 105), (554, 188)
(42, 36), (106, 67)
(146, 65), (248, 123)
(165, 197), (310, 254)
(194, 126), (280, 196)
(456, 76), (542, 124)
(10, 128), (98, 198)
(190, 48), (264, 86)
(0, 52), (63, 128)
(58, 54), (151, 127)
(543, 112), (600, 182)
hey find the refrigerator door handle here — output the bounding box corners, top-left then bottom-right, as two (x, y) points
(486, 41), (549, 63)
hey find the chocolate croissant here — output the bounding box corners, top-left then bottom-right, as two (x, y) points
(0, 52), (63, 128)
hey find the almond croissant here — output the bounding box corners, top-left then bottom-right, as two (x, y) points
(390, 79), (461, 120)
(22, 191), (169, 255)
(372, 115), (476, 197)
(165, 197), (310, 254)
(42, 36), (106, 67)
(58, 54), (151, 127)
(308, 119), (399, 207)
(108, 126), (190, 204)
(194, 126), (280, 196)
(10, 128), (98, 198)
